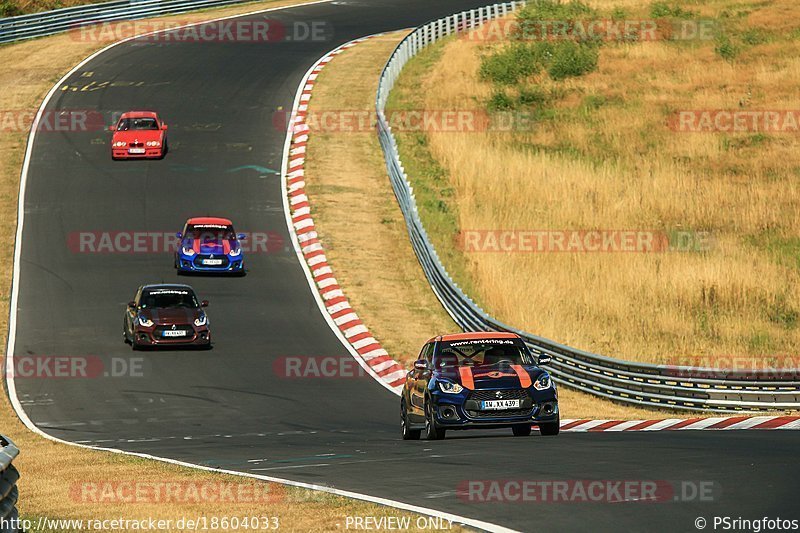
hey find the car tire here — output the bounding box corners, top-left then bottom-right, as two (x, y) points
(538, 417), (560, 436)
(512, 424), (532, 437)
(424, 400), (446, 441)
(401, 399), (421, 441)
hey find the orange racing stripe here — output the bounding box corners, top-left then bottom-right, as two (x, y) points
(459, 367), (475, 390)
(511, 365), (532, 388)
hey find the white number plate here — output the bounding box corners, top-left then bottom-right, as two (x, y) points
(129, 148), (146, 154)
(202, 259), (224, 265)
(480, 399), (521, 410)
(162, 330), (187, 337)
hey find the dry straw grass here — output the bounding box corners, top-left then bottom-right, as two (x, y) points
(390, 0), (800, 367)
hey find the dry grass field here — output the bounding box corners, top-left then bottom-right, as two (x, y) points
(0, 2), (462, 530)
(2, 0), (111, 17)
(387, 0), (800, 367)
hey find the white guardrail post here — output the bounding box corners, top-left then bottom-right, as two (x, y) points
(375, 1), (800, 412)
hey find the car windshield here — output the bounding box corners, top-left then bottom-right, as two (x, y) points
(434, 340), (533, 368)
(140, 289), (199, 309)
(185, 224), (235, 242)
(117, 117), (159, 131)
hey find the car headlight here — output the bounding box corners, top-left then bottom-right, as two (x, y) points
(182, 246), (196, 256)
(113, 141), (127, 147)
(533, 373), (552, 390)
(194, 314), (208, 327)
(146, 141), (161, 147)
(229, 247), (242, 257)
(137, 316), (154, 327)
(438, 381), (464, 394)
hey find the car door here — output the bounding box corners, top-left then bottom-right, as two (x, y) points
(408, 342), (434, 422)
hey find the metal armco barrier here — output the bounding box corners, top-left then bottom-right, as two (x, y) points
(0, 435), (20, 533)
(375, 1), (800, 412)
(0, 0), (255, 44)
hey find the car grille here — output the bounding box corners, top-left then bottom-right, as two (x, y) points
(465, 389), (533, 420)
(468, 389), (529, 402)
(193, 255), (230, 268)
(129, 142), (144, 148)
(465, 408), (534, 419)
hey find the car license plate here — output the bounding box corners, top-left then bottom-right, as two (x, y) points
(162, 330), (187, 338)
(202, 259), (223, 266)
(480, 399), (521, 410)
(129, 148), (146, 154)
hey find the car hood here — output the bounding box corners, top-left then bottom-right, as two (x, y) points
(181, 238), (238, 255)
(140, 307), (200, 325)
(112, 130), (163, 143)
(436, 365), (545, 389)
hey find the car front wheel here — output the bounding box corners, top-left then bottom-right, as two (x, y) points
(538, 417), (560, 436)
(424, 400), (446, 440)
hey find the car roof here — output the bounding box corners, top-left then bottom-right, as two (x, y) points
(119, 111), (159, 119)
(187, 217), (233, 226)
(142, 284), (195, 291)
(427, 331), (521, 344)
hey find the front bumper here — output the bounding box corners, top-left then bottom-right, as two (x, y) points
(132, 324), (211, 347)
(176, 254), (244, 273)
(430, 388), (558, 429)
(112, 148), (163, 159)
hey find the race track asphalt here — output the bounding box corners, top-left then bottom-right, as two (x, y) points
(10, 1), (799, 531)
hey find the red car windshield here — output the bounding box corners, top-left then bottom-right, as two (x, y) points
(434, 340), (532, 368)
(185, 224), (235, 242)
(117, 118), (159, 131)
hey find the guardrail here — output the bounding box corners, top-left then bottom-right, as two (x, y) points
(0, 0), (255, 44)
(375, 1), (800, 412)
(0, 435), (20, 533)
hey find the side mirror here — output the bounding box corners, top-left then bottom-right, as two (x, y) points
(176, 232), (182, 239)
(109, 125), (116, 131)
(162, 123), (168, 130)
(201, 300), (209, 307)
(538, 354), (552, 366)
(237, 233), (246, 240)
(413, 360), (428, 371)
(127, 301), (136, 308)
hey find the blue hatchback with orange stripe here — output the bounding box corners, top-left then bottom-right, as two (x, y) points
(401, 332), (559, 440)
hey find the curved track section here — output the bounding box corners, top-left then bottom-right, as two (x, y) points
(8, 1), (800, 531)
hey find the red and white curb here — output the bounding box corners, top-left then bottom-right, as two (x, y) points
(283, 36), (407, 392)
(558, 416), (800, 432)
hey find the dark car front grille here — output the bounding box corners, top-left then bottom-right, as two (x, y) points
(129, 142), (144, 148)
(193, 254), (230, 268)
(465, 408), (534, 419)
(468, 389), (529, 402)
(465, 388), (533, 420)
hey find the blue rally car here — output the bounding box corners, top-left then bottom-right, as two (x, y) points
(174, 217), (246, 275)
(401, 332), (559, 440)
